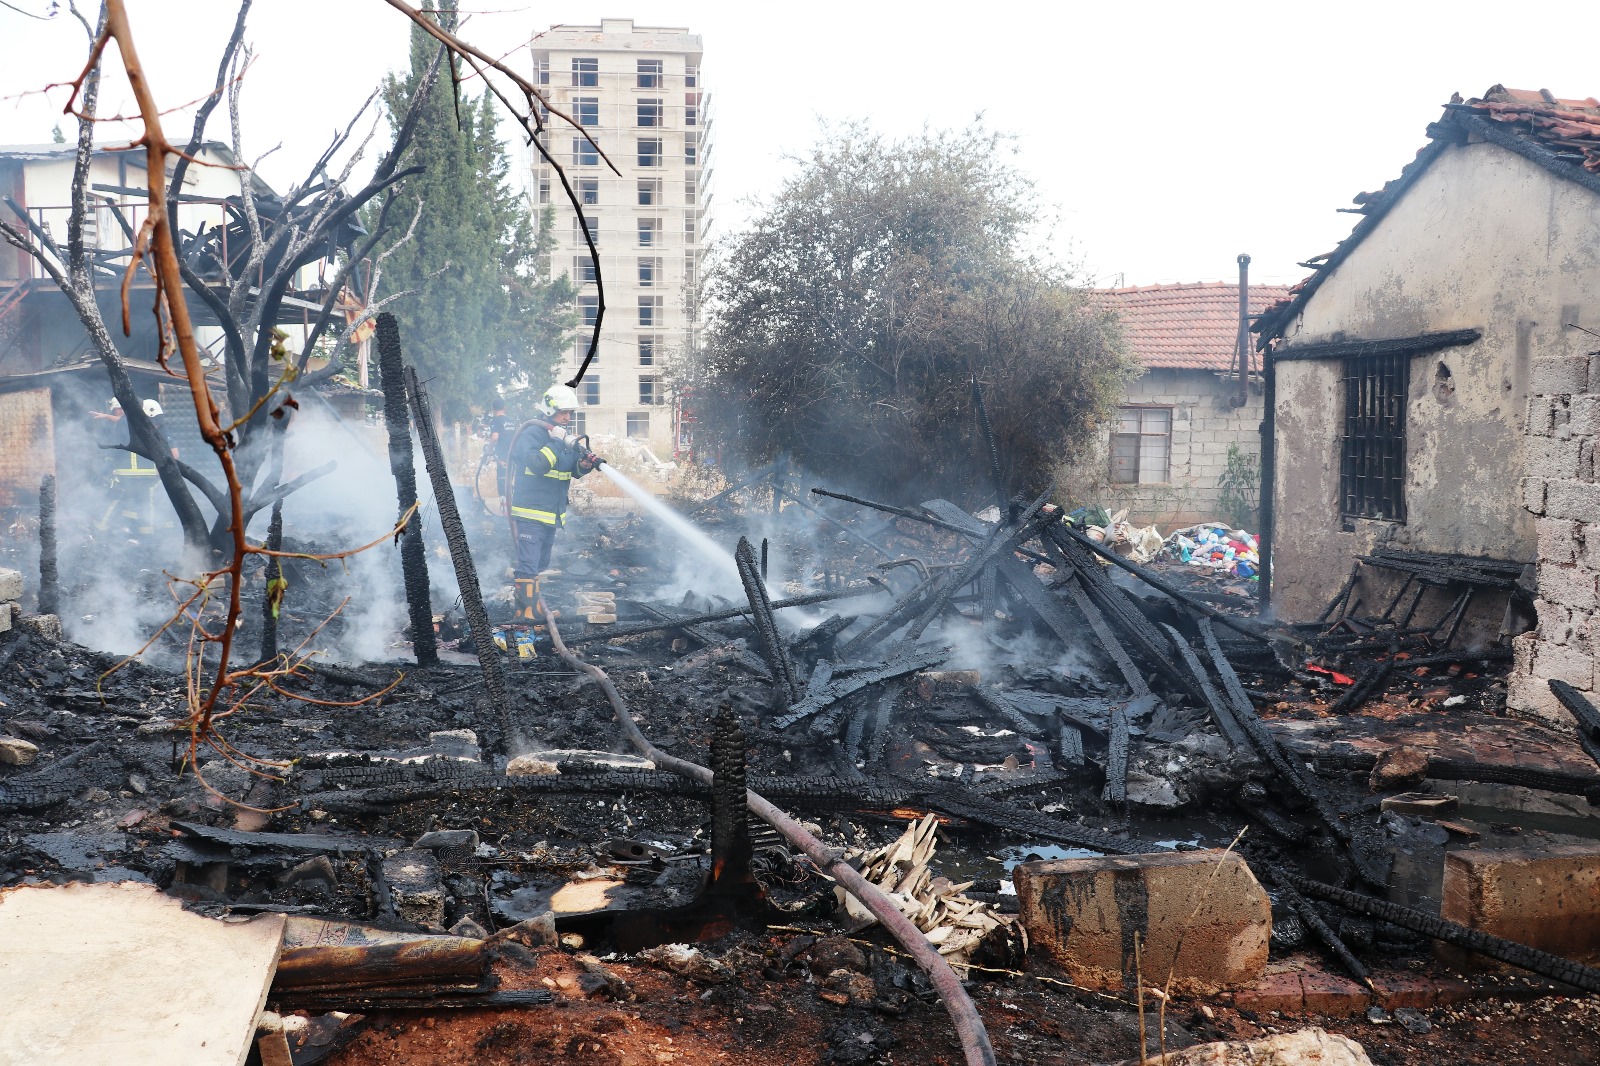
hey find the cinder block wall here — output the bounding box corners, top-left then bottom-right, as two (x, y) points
(1512, 351), (1600, 724)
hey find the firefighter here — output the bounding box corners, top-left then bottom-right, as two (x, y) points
(507, 384), (600, 596)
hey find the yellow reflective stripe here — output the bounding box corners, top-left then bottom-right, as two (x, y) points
(540, 446), (559, 466)
(543, 470), (572, 480)
(511, 506), (562, 524)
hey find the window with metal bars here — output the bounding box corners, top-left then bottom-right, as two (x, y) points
(1340, 352), (1408, 524)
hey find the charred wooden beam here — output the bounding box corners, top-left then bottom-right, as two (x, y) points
(774, 482), (893, 559)
(274, 937), (490, 993)
(1103, 700), (1131, 806)
(779, 645), (948, 731)
(1549, 679), (1600, 753)
(1280, 867), (1600, 994)
(636, 601), (771, 678)
(736, 537), (802, 704)
(1326, 660), (1393, 716)
(375, 313), (436, 666)
(407, 367), (520, 747)
(37, 474), (57, 616)
(912, 780), (1148, 856)
(1061, 576), (1151, 698)
(1262, 863), (1373, 990)
(1269, 328), (1482, 364)
(564, 585), (881, 647)
(1058, 720), (1085, 767)
(1304, 748), (1600, 800)
(1187, 619), (1256, 750)
(1053, 524), (1271, 643)
(973, 686), (1052, 771)
(809, 488), (1053, 565)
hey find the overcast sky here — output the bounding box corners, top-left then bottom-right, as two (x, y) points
(2, 1), (1594, 288)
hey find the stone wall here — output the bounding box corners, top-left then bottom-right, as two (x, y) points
(1511, 351), (1600, 724)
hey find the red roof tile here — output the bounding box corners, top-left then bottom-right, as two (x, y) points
(1463, 85), (1600, 172)
(1093, 282), (1293, 372)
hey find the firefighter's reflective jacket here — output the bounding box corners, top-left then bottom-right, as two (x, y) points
(509, 419), (588, 526)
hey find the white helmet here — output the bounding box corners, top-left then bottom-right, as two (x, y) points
(142, 399), (164, 418)
(541, 383), (580, 414)
(108, 398), (121, 411)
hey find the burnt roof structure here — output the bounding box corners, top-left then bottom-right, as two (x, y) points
(1255, 85), (1600, 344)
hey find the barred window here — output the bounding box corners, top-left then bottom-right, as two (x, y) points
(1340, 352), (1408, 523)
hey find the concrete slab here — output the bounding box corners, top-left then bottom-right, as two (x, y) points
(0, 880), (284, 1065)
(1440, 842), (1600, 969)
(0, 567), (21, 602)
(1013, 849), (1270, 994)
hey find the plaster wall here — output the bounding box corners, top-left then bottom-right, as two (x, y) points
(1097, 367), (1262, 529)
(1271, 139), (1600, 626)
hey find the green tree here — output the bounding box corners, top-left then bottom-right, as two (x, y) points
(374, 1), (573, 422)
(688, 122), (1134, 506)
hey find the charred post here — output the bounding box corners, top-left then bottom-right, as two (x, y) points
(405, 367), (521, 749)
(375, 313), (437, 666)
(36, 474), (57, 616)
(735, 537), (801, 704)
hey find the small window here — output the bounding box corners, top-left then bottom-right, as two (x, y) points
(684, 178), (697, 205)
(637, 257), (658, 288)
(638, 335), (656, 366)
(570, 410), (586, 435)
(573, 137), (598, 167)
(638, 294), (663, 327)
(637, 178), (662, 206)
(573, 97), (599, 127)
(580, 375), (600, 406)
(637, 59), (662, 88)
(639, 375), (660, 406)
(578, 178), (599, 205)
(684, 213), (697, 242)
(627, 412), (650, 438)
(574, 257), (597, 285)
(572, 58), (598, 87)
(536, 59), (550, 86)
(537, 179), (550, 205)
(637, 138), (662, 167)
(685, 106), (697, 127)
(685, 65), (698, 88)
(1110, 407), (1171, 485)
(684, 136), (697, 165)
(577, 293), (599, 328)
(574, 214), (599, 243)
(637, 218), (658, 247)
(637, 99), (662, 127)
(1340, 352), (1409, 523)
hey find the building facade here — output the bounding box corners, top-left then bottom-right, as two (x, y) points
(1091, 282), (1290, 529)
(531, 19), (709, 456)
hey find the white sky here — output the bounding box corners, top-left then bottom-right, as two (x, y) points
(1, 0), (1595, 288)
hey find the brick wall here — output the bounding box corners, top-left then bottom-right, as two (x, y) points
(1512, 352), (1600, 724)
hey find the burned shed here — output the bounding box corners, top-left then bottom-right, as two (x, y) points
(1094, 279), (1291, 527)
(1255, 85), (1600, 722)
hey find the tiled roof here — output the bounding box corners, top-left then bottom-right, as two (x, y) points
(1256, 85), (1600, 342)
(1094, 282), (1294, 372)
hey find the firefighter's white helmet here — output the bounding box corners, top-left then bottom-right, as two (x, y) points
(142, 399), (164, 418)
(540, 384), (580, 414)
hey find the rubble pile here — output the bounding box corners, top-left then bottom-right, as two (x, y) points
(2, 479), (1600, 1065)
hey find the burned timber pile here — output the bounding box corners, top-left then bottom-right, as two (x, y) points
(4, 479), (1600, 1065)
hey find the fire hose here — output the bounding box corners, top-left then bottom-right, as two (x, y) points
(541, 604), (997, 1066)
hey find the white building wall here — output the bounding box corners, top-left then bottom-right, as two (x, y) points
(531, 20), (708, 456)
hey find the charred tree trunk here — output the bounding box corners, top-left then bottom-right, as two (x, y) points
(259, 500), (283, 665)
(37, 475), (58, 616)
(375, 313), (437, 666)
(405, 366), (522, 749)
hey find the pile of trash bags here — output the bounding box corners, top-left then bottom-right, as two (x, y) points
(1076, 509), (1260, 580)
(1165, 523), (1260, 579)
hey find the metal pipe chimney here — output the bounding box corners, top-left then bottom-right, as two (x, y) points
(1234, 253), (1251, 408)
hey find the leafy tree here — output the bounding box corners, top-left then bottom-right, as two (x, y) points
(374, 1), (573, 423)
(688, 122), (1134, 506)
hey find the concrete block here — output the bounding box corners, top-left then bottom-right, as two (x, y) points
(1440, 843), (1600, 969)
(1529, 438), (1583, 481)
(1531, 356), (1591, 396)
(1531, 639), (1594, 686)
(0, 603), (9, 634)
(1530, 599), (1575, 643)
(1535, 562), (1598, 610)
(1506, 668), (1569, 725)
(14, 614), (61, 642)
(1528, 396), (1556, 436)
(1132, 1028), (1375, 1066)
(1537, 518), (1582, 564)
(1013, 850), (1270, 994)
(1521, 477), (1547, 515)
(1544, 480), (1600, 522)
(382, 849), (445, 928)
(1573, 394), (1600, 437)
(0, 736), (40, 766)
(0, 568), (20, 603)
